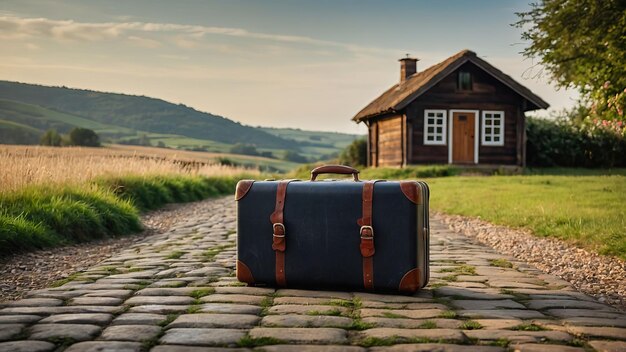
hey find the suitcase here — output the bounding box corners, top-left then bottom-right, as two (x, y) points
(235, 165), (429, 293)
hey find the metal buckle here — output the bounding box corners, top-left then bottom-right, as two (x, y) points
(273, 223), (285, 237)
(360, 225), (374, 239)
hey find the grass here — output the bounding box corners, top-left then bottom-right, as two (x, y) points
(511, 323), (548, 331)
(438, 310), (458, 319)
(0, 175), (243, 256)
(489, 258), (514, 268)
(382, 312), (407, 319)
(460, 320), (483, 330)
(438, 264), (477, 275)
(189, 288), (215, 299)
(429, 175), (626, 259)
(418, 320), (437, 329)
(201, 244), (236, 261)
(236, 336), (283, 347)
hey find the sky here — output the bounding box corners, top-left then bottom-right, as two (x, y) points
(0, 0), (579, 134)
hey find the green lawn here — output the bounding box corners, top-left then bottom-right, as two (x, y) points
(429, 175), (626, 259)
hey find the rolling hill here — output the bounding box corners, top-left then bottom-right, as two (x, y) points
(0, 80), (362, 167)
(0, 80), (293, 149)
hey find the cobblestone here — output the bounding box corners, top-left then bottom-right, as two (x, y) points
(1, 196), (624, 350)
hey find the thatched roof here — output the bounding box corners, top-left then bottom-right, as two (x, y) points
(353, 50), (549, 122)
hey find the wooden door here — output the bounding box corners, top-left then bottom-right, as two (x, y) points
(452, 112), (475, 164)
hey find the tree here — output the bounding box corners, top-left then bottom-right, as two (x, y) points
(514, 0), (626, 119)
(338, 138), (367, 167)
(282, 150), (308, 163)
(68, 128), (100, 147)
(40, 129), (62, 146)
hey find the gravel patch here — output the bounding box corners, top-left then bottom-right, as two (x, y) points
(0, 197), (227, 301)
(436, 212), (626, 311)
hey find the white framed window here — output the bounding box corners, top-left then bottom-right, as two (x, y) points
(423, 109), (447, 145)
(482, 111), (504, 146)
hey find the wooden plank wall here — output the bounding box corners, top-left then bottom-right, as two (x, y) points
(375, 115), (403, 167)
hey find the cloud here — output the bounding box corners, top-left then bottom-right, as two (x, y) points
(127, 35), (161, 48)
(0, 15), (389, 55)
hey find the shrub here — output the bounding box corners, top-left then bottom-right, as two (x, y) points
(40, 129), (62, 146)
(338, 138), (367, 167)
(68, 128), (100, 147)
(526, 116), (626, 167)
(283, 150), (308, 163)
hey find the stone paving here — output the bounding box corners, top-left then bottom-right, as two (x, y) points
(1, 196), (625, 352)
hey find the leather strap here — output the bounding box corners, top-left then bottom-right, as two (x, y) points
(270, 180), (296, 286)
(358, 180), (383, 290)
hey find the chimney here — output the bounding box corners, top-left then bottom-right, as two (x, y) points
(399, 56), (419, 82)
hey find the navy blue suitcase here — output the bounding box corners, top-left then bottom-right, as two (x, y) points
(235, 165), (429, 293)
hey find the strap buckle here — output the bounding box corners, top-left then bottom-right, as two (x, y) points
(360, 225), (374, 239)
(273, 223), (286, 237)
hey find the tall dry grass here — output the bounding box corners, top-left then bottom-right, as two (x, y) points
(0, 145), (258, 193)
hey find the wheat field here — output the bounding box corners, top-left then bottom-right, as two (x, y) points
(0, 145), (258, 193)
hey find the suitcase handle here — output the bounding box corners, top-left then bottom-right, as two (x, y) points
(310, 165), (360, 181)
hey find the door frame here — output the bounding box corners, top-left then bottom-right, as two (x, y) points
(448, 109), (479, 164)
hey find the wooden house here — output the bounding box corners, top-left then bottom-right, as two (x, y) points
(353, 50), (549, 167)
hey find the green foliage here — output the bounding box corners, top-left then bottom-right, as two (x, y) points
(338, 138), (367, 167)
(489, 258), (514, 268)
(515, 0), (626, 115)
(189, 288), (215, 299)
(68, 127), (100, 147)
(0, 186), (142, 256)
(526, 116), (626, 167)
(460, 320), (483, 330)
(512, 323), (548, 331)
(418, 320), (437, 329)
(39, 129), (62, 146)
(0, 175), (242, 256)
(282, 150), (308, 163)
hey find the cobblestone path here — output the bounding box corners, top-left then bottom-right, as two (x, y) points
(1, 196), (625, 352)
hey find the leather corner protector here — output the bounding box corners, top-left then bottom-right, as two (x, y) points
(400, 181), (421, 204)
(235, 180), (254, 201)
(236, 260), (255, 284)
(398, 268), (420, 293)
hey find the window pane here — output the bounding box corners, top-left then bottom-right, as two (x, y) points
(436, 119), (443, 125)
(494, 119), (500, 126)
(494, 136), (500, 142)
(494, 128), (500, 134)
(486, 120), (492, 126)
(436, 113), (443, 118)
(486, 113), (492, 118)
(485, 136), (491, 142)
(427, 113), (435, 118)
(486, 127), (492, 134)
(458, 71), (472, 90)
(436, 127), (442, 134)
(428, 127), (434, 133)
(436, 136), (442, 141)
(428, 118), (434, 125)
(427, 135), (433, 141)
